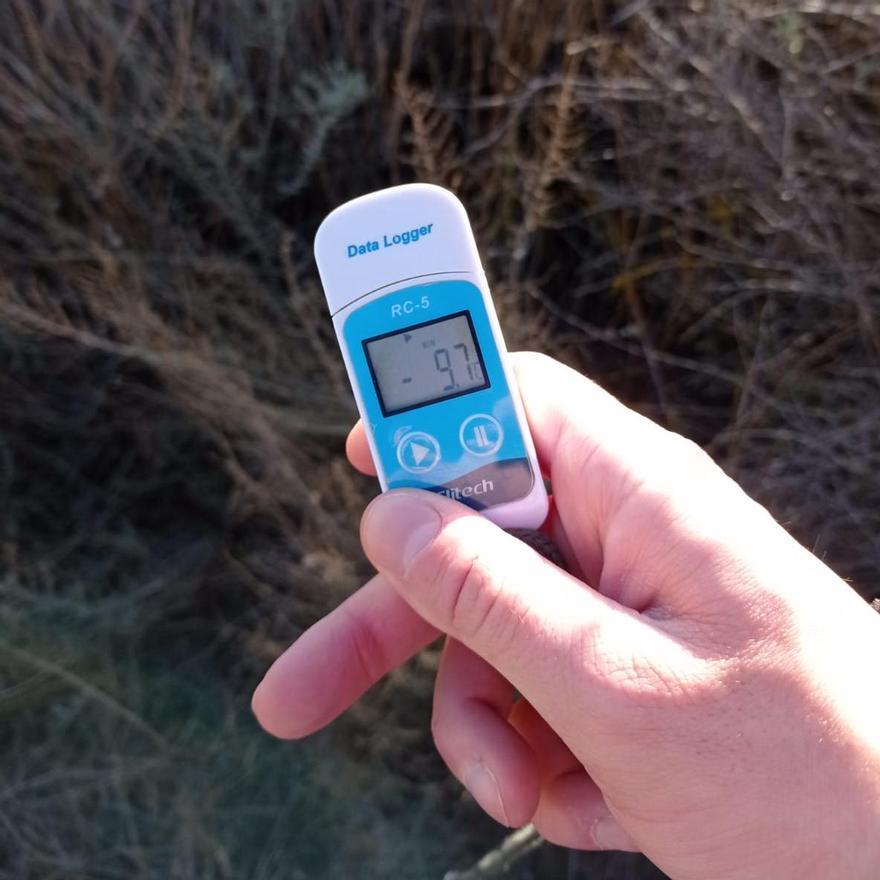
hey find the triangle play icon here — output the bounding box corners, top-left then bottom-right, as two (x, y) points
(411, 442), (430, 466)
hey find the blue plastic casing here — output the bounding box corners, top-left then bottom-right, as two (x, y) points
(342, 279), (536, 509)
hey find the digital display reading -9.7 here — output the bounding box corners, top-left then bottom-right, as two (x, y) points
(364, 312), (489, 416)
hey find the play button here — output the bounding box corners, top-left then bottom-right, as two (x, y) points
(396, 431), (441, 474)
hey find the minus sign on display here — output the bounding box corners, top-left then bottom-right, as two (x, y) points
(402, 377), (412, 384)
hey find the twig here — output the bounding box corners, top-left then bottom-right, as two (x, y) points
(443, 825), (543, 880)
(0, 637), (168, 750)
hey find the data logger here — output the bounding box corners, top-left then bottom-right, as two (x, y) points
(314, 184), (548, 529)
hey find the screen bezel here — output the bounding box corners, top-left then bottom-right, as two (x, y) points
(362, 310), (490, 417)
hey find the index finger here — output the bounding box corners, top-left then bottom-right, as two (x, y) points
(252, 573), (438, 738)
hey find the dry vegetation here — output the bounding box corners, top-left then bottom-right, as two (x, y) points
(1, 1), (879, 878)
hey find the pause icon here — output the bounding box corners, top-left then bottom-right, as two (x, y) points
(473, 424), (491, 448)
(460, 414), (503, 456)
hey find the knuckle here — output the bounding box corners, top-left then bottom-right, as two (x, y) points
(447, 554), (493, 637)
(435, 545), (512, 648)
(342, 607), (388, 683)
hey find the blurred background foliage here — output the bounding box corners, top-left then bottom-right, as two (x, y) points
(1, 1), (878, 877)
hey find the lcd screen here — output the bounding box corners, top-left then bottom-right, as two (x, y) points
(364, 311), (489, 415)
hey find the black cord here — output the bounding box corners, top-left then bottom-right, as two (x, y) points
(507, 529), (567, 571)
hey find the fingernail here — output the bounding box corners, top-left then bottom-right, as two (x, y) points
(464, 761), (510, 826)
(592, 814), (635, 851)
(361, 492), (442, 576)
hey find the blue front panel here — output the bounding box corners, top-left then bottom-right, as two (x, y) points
(343, 280), (534, 509)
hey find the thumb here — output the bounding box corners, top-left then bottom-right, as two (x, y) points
(360, 489), (643, 724)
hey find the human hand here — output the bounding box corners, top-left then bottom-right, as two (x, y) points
(252, 353), (880, 880)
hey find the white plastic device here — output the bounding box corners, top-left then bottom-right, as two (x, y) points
(314, 183), (548, 529)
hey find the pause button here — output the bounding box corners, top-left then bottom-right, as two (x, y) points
(460, 414), (503, 457)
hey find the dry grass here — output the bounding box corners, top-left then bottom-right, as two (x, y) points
(1, 1), (879, 877)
